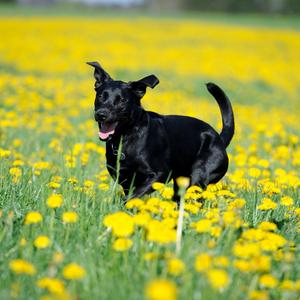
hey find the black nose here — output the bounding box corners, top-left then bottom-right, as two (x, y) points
(95, 110), (108, 122)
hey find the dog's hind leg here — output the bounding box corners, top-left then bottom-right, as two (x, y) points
(190, 152), (228, 189)
(190, 160), (209, 190)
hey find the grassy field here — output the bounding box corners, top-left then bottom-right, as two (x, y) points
(0, 6), (300, 300)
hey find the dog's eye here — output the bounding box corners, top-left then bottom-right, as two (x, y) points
(99, 92), (108, 102)
(114, 95), (126, 105)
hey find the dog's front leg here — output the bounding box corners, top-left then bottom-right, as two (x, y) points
(127, 172), (164, 200)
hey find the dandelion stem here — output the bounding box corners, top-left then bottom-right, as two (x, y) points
(112, 137), (123, 205)
(176, 191), (185, 256)
(252, 180), (258, 226)
(64, 225), (70, 247)
(49, 210), (55, 238)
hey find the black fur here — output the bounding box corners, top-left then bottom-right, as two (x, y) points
(87, 61), (235, 202)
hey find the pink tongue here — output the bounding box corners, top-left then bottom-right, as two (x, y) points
(99, 122), (117, 140)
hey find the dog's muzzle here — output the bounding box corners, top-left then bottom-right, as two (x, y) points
(95, 109), (109, 122)
(98, 122), (118, 141)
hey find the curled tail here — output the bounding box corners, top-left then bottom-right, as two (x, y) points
(206, 82), (235, 148)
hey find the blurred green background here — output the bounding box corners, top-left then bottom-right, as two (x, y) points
(1, 0), (300, 14)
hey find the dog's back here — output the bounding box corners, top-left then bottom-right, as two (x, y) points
(148, 114), (227, 180)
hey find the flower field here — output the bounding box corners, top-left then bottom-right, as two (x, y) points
(1, 12), (300, 300)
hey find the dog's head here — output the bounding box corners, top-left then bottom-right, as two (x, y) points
(87, 61), (159, 141)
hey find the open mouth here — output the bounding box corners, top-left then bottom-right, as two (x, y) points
(98, 122), (118, 141)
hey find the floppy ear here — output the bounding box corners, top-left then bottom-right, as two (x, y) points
(129, 75), (159, 98)
(86, 61), (112, 89)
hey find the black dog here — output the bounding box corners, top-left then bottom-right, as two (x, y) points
(87, 61), (234, 202)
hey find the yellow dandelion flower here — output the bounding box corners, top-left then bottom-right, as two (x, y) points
(207, 182), (224, 192)
(132, 212), (151, 227)
(34, 235), (51, 249)
(251, 256), (271, 272)
(259, 274), (278, 288)
(161, 217), (177, 229)
(62, 212), (78, 223)
(261, 182), (281, 195)
(161, 187), (174, 199)
(248, 168), (261, 178)
(280, 280), (295, 291)
(207, 240), (216, 249)
(37, 277), (65, 294)
(33, 161), (51, 171)
(223, 210), (237, 226)
(47, 182), (61, 189)
(144, 252), (159, 261)
(146, 220), (176, 244)
(112, 238), (133, 251)
(249, 290), (269, 300)
(152, 182), (165, 191)
(228, 198), (246, 209)
(34, 170), (41, 176)
(9, 167), (22, 177)
(145, 279), (177, 300)
(210, 226), (222, 237)
(52, 176), (62, 182)
(257, 198), (277, 210)
(0, 148), (11, 158)
(146, 197), (161, 207)
(63, 263), (86, 280)
(12, 139), (22, 148)
(84, 180), (95, 188)
(233, 259), (251, 272)
(9, 259), (36, 275)
(259, 232), (287, 252)
(194, 219), (212, 233)
(13, 159), (24, 166)
(217, 190), (236, 198)
(294, 279), (300, 290)
(167, 258), (185, 276)
(47, 194), (63, 208)
(67, 177), (78, 185)
(184, 203), (200, 214)
(207, 269), (230, 289)
(9, 167), (22, 183)
(65, 155), (76, 168)
(201, 191), (216, 201)
(175, 177), (190, 189)
(184, 185), (203, 200)
(19, 238), (27, 247)
(233, 242), (261, 258)
(213, 256), (229, 268)
(125, 198), (144, 210)
(280, 196), (294, 206)
(98, 174), (109, 181)
(195, 253), (212, 272)
(98, 183), (110, 191)
(103, 211), (134, 237)
(258, 221), (277, 231)
(53, 252), (64, 264)
(80, 152), (89, 166)
(24, 211), (43, 224)
(241, 228), (265, 241)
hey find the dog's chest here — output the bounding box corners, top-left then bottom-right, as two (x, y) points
(105, 142), (137, 177)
